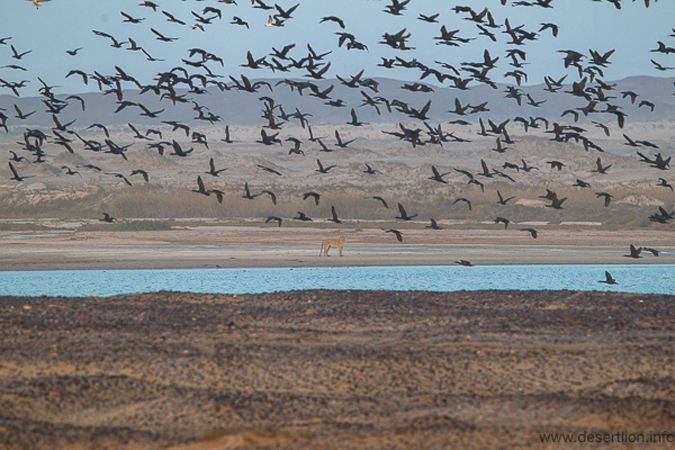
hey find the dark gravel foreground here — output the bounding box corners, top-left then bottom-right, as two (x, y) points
(1, 289), (674, 449)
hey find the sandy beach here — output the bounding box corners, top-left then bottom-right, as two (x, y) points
(1, 223), (674, 271)
(2, 289), (675, 449)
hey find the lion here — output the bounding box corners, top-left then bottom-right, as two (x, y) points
(320, 235), (345, 257)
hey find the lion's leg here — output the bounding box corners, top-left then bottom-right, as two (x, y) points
(339, 245), (343, 256)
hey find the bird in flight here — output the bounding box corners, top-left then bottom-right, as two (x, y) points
(455, 260), (473, 267)
(426, 218), (442, 230)
(595, 192), (613, 208)
(520, 228), (538, 239)
(266, 216), (283, 227)
(303, 191), (321, 206)
(370, 196), (389, 208)
(494, 217), (510, 228)
(8, 162), (31, 182)
(328, 205), (342, 223)
(396, 203), (417, 220)
(100, 212), (117, 223)
(598, 271), (618, 285)
(428, 165), (450, 183)
(384, 228), (403, 242)
(624, 244), (642, 259)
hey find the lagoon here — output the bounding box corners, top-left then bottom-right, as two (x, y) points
(1, 264), (674, 297)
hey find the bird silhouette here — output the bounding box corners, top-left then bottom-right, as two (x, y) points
(624, 244), (642, 259)
(494, 217), (510, 228)
(455, 260), (473, 267)
(384, 228), (403, 242)
(266, 216), (282, 227)
(242, 182), (260, 200)
(8, 162), (31, 181)
(257, 164), (282, 176)
(643, 247), (660, 256)
(657, 178), (673, 191)
(192, 176), (210, 197)
(259, 190), (277, 205)
(130, 169), (149, 182)
(428, 165), (450, 183)
(347, 108), (366, 126)
(316, 159), (336, 174)
(328, 205), (342, 223)
(453, 197), (472, 211)
(294, 211), (313, 222)
(61, 166), (82, 178)
(303, 191), (321, 206)
(520, 228), (538, 239)
(591, 157), (612, 174)
(206, 158), (227, 176)
(334, 130), (356, 148)
(363, 163), (380, 175)
(396, 203), (418, 220)
(595, 192), (613, 207)
(100, 212), (117, 223)
(426, 218), (442, 230)
(371, 196), (389, 208)
(497, 191), (515, 205)
(599, 271), (618, 285)
(9, 151), (27, 162)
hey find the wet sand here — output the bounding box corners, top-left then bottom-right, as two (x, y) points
(2, 289), (674, 449)
(1, 225), (674, 270)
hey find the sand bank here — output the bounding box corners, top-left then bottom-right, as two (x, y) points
(1, 225), (674, 270)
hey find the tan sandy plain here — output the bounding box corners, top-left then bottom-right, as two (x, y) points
(1, 222), (675, 270)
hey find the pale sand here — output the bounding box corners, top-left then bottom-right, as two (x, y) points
(1, 224), (674, 270)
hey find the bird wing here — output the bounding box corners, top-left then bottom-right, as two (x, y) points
(8, 162), (20, 179)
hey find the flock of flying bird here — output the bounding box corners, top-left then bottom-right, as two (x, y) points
(3, 0), (674, 285)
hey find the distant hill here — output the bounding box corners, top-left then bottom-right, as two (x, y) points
(1, 75), (674, 131)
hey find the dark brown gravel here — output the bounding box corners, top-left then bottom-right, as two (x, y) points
(1, 289), (674, 449)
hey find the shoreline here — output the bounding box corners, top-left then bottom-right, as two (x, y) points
(1, 258), (674, 272)
(1, 226), (674, 271)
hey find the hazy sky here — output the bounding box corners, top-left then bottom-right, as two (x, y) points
(1, 0), (674, 96)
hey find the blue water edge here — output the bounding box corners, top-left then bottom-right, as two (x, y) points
(0, 264), (673, 297)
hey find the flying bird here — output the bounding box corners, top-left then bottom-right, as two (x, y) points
(371, 196), (389, 208)
(598, 271), (618, 285)
(426, 218), (442, 230)
(8, 162), (31, 181)
(100, 212), (117, 223)
(384, 228), (403, 242)
(328, 205), (342, 223)
(455, 260), (473, 267)
(520, 228), (538, 239)
(303, 191), (321, 205)
(396, 203), (417, 220)
(595, 192), (613, 207)
(266, 216), (283, 227)
(624, 244), (642, 259)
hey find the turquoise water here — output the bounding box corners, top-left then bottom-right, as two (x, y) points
(0, 264), (673, 297)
